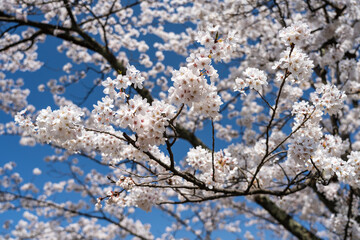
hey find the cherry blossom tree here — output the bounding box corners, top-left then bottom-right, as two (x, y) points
(1, 0), (360, 239)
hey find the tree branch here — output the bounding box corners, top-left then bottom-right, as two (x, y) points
(254, 195), (322, 240)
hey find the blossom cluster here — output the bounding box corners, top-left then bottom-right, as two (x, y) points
(196, 25), (239, 63)
(291, 100), (323, 132)
(168, 66), (222, 119)
(186, 50), (218, 81)
(320, 135), (349, 158)
(234, 67), (268, 93)
(15, 105), (85, 151)
(96, 64), (177, 149)
(97, 185), (160, 213)
(116, 97), (176, 149)
(279, 22), (311, 46)
(116, 176), (135, 190)
(92, 96), (115, 126)
(125, 187), (161, 212)
(288, 135), (317, 164)
(102, 64), (145, 100)
(0, 31), (43, 72)
(310, 150), (358, 186)
(289, 98), (355, 185)
(168, 67), (209, 106)
(124, 64), (145, 89)
(273, 46), (314, 83)
(37, 78), (66, 95)
(0, 77), (31, 116)
(310, 84), (347, 115)
(288, 101), (323, 164)
(167, 26), (240, 119)
(309, 136), (349, 180)
(186, 146), (239, 187)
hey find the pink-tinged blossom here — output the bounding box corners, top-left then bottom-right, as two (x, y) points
(320, 135), (349, 158)
(288, 135), (317, 164)
(125, 64), (145, 89)
(289, 101), (324, 164)
(273, 46), (314, 82)
(125, 187), (161, 212)
(234, 67), (268, 92)
(33, 105), (84, 149)
(15, 109), (35, 135)
(168, 66), (222, 119)
(191, 84), (223, 119)
(116, 97), (176, 150)
(186, 146), (239, 187)
(279, 22), (311, 46)
(195, 25), (239, 63)
(102, 77), (117, 98)
(116, 176), (135, 190)
(0, 78), (30, 116)
(92, 96), (115, 125)
(346, 151), (360, 185)
(311, 84), (347, 115)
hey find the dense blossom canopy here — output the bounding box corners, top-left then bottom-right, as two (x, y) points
(1, 0), (360, 239)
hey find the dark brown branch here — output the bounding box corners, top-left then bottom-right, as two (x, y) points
(344, 187), (354, 240)
(310, 181), (337, 215)
(254, 195), (322, 240)
(0, 29), (43, 52)
(273, 0), (287, 27)
(0, 11), (98, 52)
